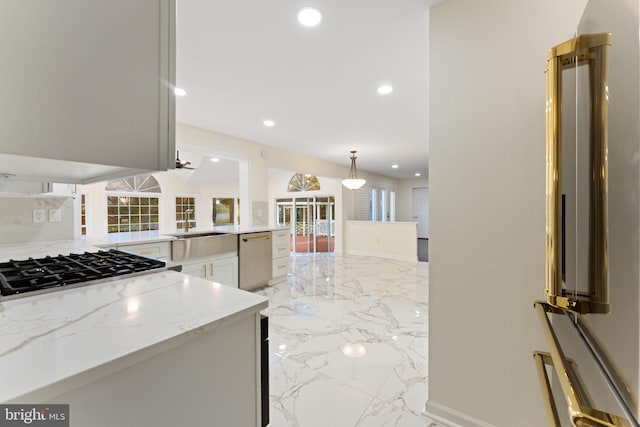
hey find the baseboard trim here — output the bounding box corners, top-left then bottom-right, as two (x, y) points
(344, 249), (418, 262)
(424, 401), (496, 427)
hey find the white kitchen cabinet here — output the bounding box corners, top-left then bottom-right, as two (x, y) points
(270, 229), (290, 284)
(179, 252), (239, 288)
(0, 0), (176, 184)
(116, 241), (171, 262)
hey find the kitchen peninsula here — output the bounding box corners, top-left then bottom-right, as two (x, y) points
(0, 240), (268, 427)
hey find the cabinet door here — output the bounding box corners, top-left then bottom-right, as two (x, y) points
(0, 0), (175, 172)
(212, 257), (238, 288)
(180, 261), (207, 279)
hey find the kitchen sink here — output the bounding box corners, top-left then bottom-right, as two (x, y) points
(171, 233), (238, 261)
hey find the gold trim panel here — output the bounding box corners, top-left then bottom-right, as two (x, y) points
(545, 33), (611, 315)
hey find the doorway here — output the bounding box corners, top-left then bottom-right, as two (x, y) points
(412, 187), (429, 239)
(276, 196), (335, 253)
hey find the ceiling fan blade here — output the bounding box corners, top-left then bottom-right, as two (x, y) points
(174, 151), (196, 170)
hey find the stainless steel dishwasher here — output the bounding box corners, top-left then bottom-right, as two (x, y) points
(239, 232), (272, 291)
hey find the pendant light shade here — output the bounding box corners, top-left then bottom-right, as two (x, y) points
(341, 150), (366, 190)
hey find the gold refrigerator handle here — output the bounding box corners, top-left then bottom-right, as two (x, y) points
(545, 33), (611, 315)
(533, 302), (632, 427)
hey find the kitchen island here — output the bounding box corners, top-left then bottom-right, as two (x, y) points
(0, 241), (268, 427)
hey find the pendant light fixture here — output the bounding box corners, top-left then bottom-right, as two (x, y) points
(341, 150), (366, 190)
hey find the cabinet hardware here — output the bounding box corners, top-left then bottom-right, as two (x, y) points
(242, 236), (271, 242)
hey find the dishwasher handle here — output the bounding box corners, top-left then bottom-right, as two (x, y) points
(242, 235), (271, 242)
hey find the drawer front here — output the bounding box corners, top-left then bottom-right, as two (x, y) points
(272, 257), (290, 278)
(272, 230), (289, 247)
(272, 241), (289, 259)
(119, 242), (170, 260)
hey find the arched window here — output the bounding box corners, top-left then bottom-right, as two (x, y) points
(105, 174), (161, 193)
(288, 173), (320, 192)
(105, 174), (161, 233)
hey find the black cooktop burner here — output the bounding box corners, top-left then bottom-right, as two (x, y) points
(0, 249), (166, 298)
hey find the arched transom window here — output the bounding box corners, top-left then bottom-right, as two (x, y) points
(105, 174), (161, 193)
(288, 173), (320, 192)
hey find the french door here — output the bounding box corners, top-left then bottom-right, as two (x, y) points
(275, 196), (335, 253)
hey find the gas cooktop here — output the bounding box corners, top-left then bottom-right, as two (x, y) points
(0, 249), (166, 300)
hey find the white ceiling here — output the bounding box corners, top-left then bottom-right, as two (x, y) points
(175, 0), (436, 180)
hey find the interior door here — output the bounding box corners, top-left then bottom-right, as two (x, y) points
(412, 187), (429, 238)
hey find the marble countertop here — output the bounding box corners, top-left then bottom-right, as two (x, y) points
(168, 225), (288, 238)
(0, 227), (289, 262)
(0, 239), (104, 262)
(98, 231), (176, 246)
(0, 269), (268, 403)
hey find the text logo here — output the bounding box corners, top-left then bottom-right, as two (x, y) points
(0, 405), (69, 426)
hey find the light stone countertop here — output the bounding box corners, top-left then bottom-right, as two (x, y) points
(0, 269), (268, 403)
(0, 239), (104, 262)
(167, 224), (288, 238)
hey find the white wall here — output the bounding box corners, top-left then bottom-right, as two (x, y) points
(177, 124), (403, 251)
(343, 220), (417, 261)
(0, 197), (74, 244)
(427, 0), (587, 426)
(80, 170), (240, 238)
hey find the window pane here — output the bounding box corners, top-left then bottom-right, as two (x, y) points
(106, 195), (159, 234)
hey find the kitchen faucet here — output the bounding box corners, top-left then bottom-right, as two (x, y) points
(184, 208), (194, 232)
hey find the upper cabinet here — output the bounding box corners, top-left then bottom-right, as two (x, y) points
(0, 0), (176, 184)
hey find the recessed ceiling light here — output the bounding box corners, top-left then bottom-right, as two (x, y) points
(210, 157), (220, 163)
(377, 85), (393, 95)
(263, 120), (275, 127)
(174, 87), (187, 96)
(297, 7), (322, 27)
(415, 172), (421, 177)
(392, 164), (399, 169)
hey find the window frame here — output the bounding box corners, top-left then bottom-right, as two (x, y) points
(105, 191), (161, 234)
(175, 195), (198, 230)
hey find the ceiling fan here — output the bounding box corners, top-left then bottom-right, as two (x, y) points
(175, 151), (196, 170)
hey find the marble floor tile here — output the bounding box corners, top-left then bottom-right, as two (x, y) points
(256, 253), (446, 427)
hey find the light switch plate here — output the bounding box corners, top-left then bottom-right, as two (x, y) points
(33, 209), (46, 223)
(49, 208), (62, 223)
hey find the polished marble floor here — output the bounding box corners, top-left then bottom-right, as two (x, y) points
(255, 253), (444, 427)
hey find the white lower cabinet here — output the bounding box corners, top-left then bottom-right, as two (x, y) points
(270, 229), (290, 284)
(179, 252), (239, 288)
